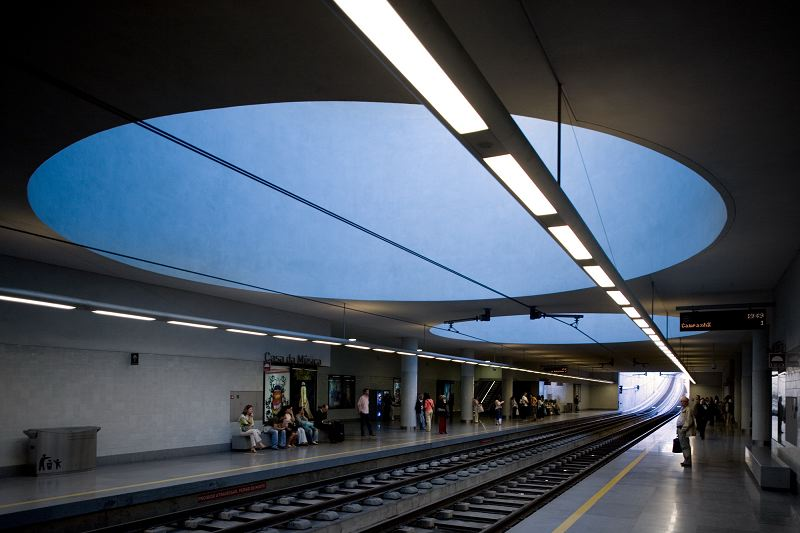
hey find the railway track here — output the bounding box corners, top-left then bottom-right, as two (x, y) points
(122, 410), (673, 533)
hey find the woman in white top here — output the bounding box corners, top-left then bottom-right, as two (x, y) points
(238, 405), (266, 452)
(283, 406), (308, 445)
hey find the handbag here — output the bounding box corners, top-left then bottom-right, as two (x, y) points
(672, 437), (682, 453)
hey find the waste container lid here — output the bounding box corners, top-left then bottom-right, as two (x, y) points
(23, 426), (101, 438)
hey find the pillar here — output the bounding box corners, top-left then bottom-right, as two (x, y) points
(400, 337), (419, 430)
(752, 330), (770, 446)
(740, 343), (752, 435)
(502, 369), (514, 419)
(460, 349), (475, 423)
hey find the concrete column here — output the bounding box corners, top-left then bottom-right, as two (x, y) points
(734, 355), (741, 429)
(741, 343), (752, 434)
(460, 363), (475, 423)
(752, 330), (771, 446)
(400, 337), (419, 430)
(502, 369), (514, 419)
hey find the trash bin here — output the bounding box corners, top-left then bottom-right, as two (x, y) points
(23, 427), (101, 475)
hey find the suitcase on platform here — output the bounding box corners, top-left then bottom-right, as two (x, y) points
(328, 421), (345, 443)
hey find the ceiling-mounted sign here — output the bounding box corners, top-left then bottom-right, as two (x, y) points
(679, 310), (766, 331)
(542, 365), (568, 374)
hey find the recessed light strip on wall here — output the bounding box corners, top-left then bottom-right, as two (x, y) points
(330, 1), (693, 383)
(92, 310), (156, 321)
(227, 328), (268, 336)
(167, 320), (217, 329)
(0, 294), (76, 309)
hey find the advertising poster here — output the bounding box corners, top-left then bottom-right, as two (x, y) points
(264, 365), (290, 421)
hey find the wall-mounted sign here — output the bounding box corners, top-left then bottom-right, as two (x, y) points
(679, 310), (766, 331)
(542, 365), (568, 374)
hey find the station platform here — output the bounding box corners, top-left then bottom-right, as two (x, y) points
(0, 410), (608, 530)
(511, 421), (800, 533)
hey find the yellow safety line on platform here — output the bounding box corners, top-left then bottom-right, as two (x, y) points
(551, 448), (649, 533)
(0, 442), (405, 511)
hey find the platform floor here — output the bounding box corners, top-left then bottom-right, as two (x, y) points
(511, 420), (800, 533)
(0, 410), (605, 525)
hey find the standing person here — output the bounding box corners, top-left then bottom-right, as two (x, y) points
(520, 393), (529, 420)
(423, 392), (434, 432)
(357, 388), (375, 437)
(692, 395), (707, 440)
(530, 394), (538, 421)
(415, 393), (426, 431)
(472, 397), (482, 423)
(238, 405), (266, 453)
(574, 393), (580, 413)
(510, 396), (519, 420)
(677, 395), (695, 467)
(436, 394), (448, 434)
(494, 396), (505, 425)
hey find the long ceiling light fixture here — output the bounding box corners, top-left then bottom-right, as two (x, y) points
(329, 0), (693, 383)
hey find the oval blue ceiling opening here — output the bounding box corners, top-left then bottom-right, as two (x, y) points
(28, 102), (726, 301)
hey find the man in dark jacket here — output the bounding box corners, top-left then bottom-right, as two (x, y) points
(415, 393), (426, 431)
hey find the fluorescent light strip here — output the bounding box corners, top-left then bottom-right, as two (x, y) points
(0, 295), (76, 310)
(466, 361), (478, 365)
(622, 307), (641, 318)
(333, 0), (486, 134)
(345, 344), (371, 350)
(648, 334), (660, 342)
(548, 225), (592, 260)
(396, 351), (416, 356)
(312, 340), (342, 346)
(642, 328), (655, 335)
(583, 265), (614, 288)
(418, 354), (434, 359)
(435, 357), (452, 361)
(226, 328), (268, 336)
(483, 155), (557, 216)
(606, 291), (630, 306)
(167, 320), (217, 330)
(92, 310), (155, 321)
(633, 319), (648, 328)
(373, 348), (396, 353)
(273, 335), (308, 342)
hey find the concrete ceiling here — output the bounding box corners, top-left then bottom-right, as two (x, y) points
(1, 1), (797, 376)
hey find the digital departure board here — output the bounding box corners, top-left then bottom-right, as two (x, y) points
(679, 310), (766, 331)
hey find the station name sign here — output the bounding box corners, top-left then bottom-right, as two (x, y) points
(679, 310), (766, 331)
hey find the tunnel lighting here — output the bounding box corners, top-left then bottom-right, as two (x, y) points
(483, 155), (557, 216)
(92, 310), (155, 321)
(373, 348), (396, 353)
(642, 328), (655, 335)
(606, 291), (629, 306)
(226, 328), (268, 336)
(273, 335), (308, 342)
(0, 295), (76, 309)
(582, 265), (614, 288)
(633, 319), (648, 328)
(345, 344), (371, 350)
(547, 225), (592, 260)
(418, 354), (434, 359)
(312, 340), (342, 345)
(167, 320), (217, 329)
(333, 0), (487, 134)
(622, 306), (641, 318)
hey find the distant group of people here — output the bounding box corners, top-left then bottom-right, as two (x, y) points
(470, 393), (563, 425)
(413, 392), (450, 434)
(239, 403), (336, 453)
